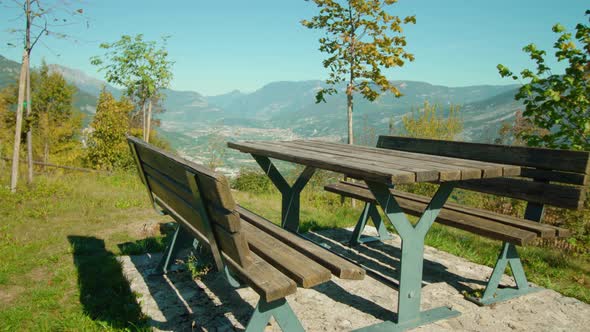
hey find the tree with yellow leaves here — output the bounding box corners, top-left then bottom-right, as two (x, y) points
(302, 0), (416, 146)
(401, 101), (462, 140)
(85, 88), (134, 170)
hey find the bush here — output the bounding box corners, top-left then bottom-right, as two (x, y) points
(231, 169), (276, 194)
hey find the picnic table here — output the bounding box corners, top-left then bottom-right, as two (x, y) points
(228, 139), (524, 331)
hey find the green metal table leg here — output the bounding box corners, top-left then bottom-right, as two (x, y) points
(354, 181), (461, 331)
(350, 202), (392, 246)
(465, 199), (545, 306)
(245, 298), (304, 332)
(253, 155), (315, 232)
(465, 242), (541, 306)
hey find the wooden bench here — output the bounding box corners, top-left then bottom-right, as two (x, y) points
(325, 135), (590, 306)
(127, 136), (365, 332)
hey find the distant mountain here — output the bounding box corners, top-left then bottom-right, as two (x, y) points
(0, 53), (523, 169)
(0, 55), (20, 87)
(207, 89), (245, 109)
(48, 64), (121, 98)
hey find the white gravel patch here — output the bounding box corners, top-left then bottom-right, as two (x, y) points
(118, 227), (590, 331)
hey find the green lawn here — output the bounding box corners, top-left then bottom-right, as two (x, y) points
(0, 170), (168, 331)
(0, 170), (589, 331)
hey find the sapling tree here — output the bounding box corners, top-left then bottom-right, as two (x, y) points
(90, 35), (174, 143)
(302, 0), (416, 145)
(3, 0), (85, 191)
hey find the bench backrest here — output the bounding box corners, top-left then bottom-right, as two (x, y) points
(127, 136), (252, 268)
(377, 136), (590, 210)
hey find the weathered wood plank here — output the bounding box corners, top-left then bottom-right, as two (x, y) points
(377, 135), (590, 174)
(324, 182), (560, 244)
(224, 251), (297, 303)
(304, 140), (520, 178)
(520, 167), (589, 186)
(253, 141), (420, 183)
(238, 206), (366, 280)
(146, 174), (252, 267)
(300, 140), (487, 180)
(242, 221), (331, 288)
(331, 181), (569, 238)
(142, 163), (241, 233)
(456, 178), (585, 210)
(134, 137), (237, 213)
(129, 135), (217, 177)
(228, 141), (415, 184)
(277, 141), (457, 182)
(393, 189), (558, 238)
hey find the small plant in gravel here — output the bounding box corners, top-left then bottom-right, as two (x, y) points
(186, 251), (213, 280)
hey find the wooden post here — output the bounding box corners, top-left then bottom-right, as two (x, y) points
(10, 50), (29, 193)
(26, 61), (33, 184)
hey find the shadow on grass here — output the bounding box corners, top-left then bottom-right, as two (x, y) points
(118, 222), (175, 256)
(67, 236), (147, 329)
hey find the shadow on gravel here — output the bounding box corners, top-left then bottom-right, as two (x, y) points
(123, 239), (253, 331)
(305, 228), (487, 293)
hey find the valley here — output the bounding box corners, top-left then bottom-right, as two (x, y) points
(0, 54), (523, 172)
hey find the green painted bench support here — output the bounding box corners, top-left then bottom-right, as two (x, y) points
(155, 225), (195, 274)
(465, 201), (545, 306)
(154, 170), (244, 287)
(350, 202), (392, 246)
(354, 181), (460, 331)
(344, 179), (551, 307)
(245, 298), (305, 332)
(465, 241), (540, 306)
(155, 224), (303, 331)
(253, 155), (316, 233)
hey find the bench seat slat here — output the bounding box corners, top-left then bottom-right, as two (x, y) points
(241, 221), (332, 288)
(324, 182), (567, 245)
(238, 206), (366, 280)
(341, 181), (570, 238)
(224, 251), (297, 303)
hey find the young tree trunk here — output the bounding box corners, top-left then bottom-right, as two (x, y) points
(346, 83), (356, 207)
(10, 51), (29, 193)
(44, 141), (48, 165)
(146, 99), (152, 143)
(347, 85), (353, 145)
(141, 101), (147, 141)
(25, 0), (33, 183)
(26, 64), (33, 183)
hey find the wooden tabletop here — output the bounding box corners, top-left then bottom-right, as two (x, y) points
(228, 140), (521, 185)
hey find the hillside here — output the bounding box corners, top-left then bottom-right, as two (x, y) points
(0, 54), (523, 169)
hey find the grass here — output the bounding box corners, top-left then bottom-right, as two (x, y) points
(0, 168), (170, 331)
(1, 168), (589, 330)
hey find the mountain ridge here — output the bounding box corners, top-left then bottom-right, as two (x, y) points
(0, 54), (522, 168)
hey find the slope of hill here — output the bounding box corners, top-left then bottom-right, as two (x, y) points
(0, 53), (522, 168)
(0, 55), (20, 87)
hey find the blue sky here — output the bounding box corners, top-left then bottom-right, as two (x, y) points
(0, 0), (587, 95)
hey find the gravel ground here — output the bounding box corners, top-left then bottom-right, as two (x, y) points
(118, 227), (590, 331)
